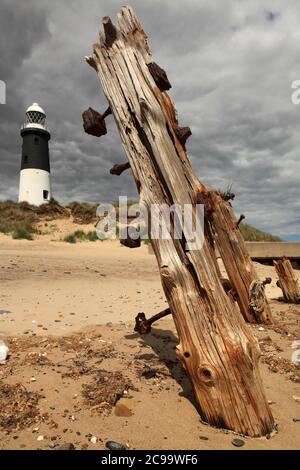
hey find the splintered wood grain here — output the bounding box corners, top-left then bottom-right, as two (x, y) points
(86, 5), (274, 436)
(274, 258), (300, 303)
(208, 190), (273, 323)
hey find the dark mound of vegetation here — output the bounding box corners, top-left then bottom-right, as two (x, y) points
(64, 230), (99, 243)
(12, 229), (33, 240)
(240, 223), (281, 242)
(0, 199), (68, 236)
(67, 201), (98, 224)
(35, 198), (68, 218)
(0, 200), (37, 234)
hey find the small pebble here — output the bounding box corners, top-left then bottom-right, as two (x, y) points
(199, 436), (209, 441)
(106, 441), (127, 451)
(232, 438), (245, 448)
(37, 435), (44, 442)
(57, 443), (75, 451)
(90, 436), (97, 444)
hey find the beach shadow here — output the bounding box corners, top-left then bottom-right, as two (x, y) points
(125, 327), (197, 409)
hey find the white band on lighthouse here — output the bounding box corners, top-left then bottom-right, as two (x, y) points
(19, 169), (52, 206)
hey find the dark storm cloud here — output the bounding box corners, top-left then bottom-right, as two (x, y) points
(0, 0), (299, 239)
(0, 0), (51, 199)
(0, 0), (51, 81)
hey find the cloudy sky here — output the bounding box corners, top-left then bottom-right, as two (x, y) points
(0, 0), (299, 239)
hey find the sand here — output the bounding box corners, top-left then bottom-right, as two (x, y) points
(0, 234), (299, 450)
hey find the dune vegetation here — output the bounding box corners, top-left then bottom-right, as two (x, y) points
(0, 199), (282, 242)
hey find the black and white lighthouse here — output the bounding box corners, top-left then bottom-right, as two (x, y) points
(18, 103), (52, 206)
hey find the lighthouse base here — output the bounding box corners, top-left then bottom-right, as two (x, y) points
(18, 169), (52, 206)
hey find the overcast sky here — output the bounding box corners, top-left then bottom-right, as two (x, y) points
(0, 0), (299, 240)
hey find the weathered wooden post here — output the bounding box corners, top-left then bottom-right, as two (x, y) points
(84, 5), (274, 436)
(207, 190), (273, 324)
(274, 257), (300, 303)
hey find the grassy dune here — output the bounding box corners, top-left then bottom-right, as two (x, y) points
(0, 199), (282, 242)
(239, 223), (281, 242)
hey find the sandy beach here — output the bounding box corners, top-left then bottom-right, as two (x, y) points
(0, 235), (299, 450)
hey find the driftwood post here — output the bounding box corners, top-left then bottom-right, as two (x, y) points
(207, 190), (273, 324)
(85, 6), (274, 436)
(274, 257), (300, 303)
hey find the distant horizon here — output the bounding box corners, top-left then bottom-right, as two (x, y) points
(281, 235), (300, 242)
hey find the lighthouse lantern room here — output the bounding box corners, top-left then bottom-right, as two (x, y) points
(18, 103), (52, 206)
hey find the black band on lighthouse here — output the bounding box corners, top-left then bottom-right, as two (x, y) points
(20, 128), (51, 172)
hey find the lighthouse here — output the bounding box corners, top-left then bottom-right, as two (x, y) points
(18, 103), (52, 206)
